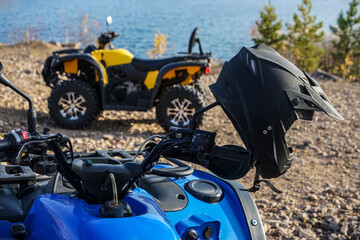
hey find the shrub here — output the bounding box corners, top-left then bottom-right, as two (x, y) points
(287, 0), (324, 73)
(147, 30), (168, 59)
(330, 0), (360, 80)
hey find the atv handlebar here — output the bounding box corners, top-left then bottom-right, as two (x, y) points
(162, 128), (253, 180)
(0, 129), (69, 163)
(0, 125), (251, 201)
(0, 130), (32, 155)
(0, 139), (12, 151)
(98, 32), (119, 49)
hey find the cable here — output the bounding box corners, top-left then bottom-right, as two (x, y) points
(66, 138), (74, 162)
(132, 131), (178, 162)
(118, 138), (189, 199)
(133, 135), (164, 162)
(142, 138), (190, 173)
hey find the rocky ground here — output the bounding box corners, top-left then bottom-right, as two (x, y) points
(0, 42), (359, 239)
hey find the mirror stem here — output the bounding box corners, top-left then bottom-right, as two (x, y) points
(189, 101), (219, 129)
(0, 73), (37, 134)
(27, 108), (37, 135)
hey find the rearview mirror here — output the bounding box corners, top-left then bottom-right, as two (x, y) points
(106, 16), (113, 25)
(0, 61), (3, 72)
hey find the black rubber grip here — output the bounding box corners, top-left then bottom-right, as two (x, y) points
(0, 139), (12, 151)
(151, 157), (194, 177)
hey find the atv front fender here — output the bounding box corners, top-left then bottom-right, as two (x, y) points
(194, 170), (266, 240)
(42, 53), (108, 86)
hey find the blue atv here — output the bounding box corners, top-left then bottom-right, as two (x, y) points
(0, 44), (342, 240)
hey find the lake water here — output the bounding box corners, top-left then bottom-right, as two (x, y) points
(0, 0), (348, 60)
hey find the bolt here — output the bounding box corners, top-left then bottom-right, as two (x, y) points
(175, 132), (183, 139)
(251, 219), (258, 226)
(185, 229), (197, 240)
(152, 162), (157, 167)
(262, 130), (267, 135)
(203, 226), (214, 239)
(267, 126), (272, 131)
(293, 98), (300, 106)
(43, 126), (51, 134)
(141, 151), (147, 157)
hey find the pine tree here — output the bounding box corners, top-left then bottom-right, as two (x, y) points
(287, 0), (324, 73)
(330, 0), (360, 80)
(252, 1), (285, 52)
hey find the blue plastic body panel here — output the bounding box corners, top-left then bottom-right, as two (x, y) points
(165, 169), (251, 240)
(23, 189), (178, 240)
(0, 164), (259, 240)
(0, 220), (13, 239)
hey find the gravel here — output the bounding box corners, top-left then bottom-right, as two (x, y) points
(0, 41), (359, 239)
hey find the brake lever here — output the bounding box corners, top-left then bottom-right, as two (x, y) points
(163, 128), (216, 166)
(11, 134), (68, 165)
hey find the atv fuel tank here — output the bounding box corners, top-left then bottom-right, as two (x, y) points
(23, 191), (179, 240)
(92, 49), (134, 67)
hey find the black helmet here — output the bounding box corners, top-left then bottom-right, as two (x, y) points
(209, 44), (343, 179)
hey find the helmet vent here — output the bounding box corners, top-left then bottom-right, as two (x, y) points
(299, 76), (309, 84)
(304, 100), (316, 108)
(300, 85), (310, 95)
(250, 59), (257, 75)
(246, 53), (257, 77)
(320, 94), (328, 102)
(306, 75), (319, 87)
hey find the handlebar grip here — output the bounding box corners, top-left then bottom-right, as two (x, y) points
(0, 139), (12, 151)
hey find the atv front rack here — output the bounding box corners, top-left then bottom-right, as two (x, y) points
(72, 149), (136, 164)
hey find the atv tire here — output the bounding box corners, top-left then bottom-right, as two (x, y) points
(48, 81), (100, 129)
(194, 80), (210, 101)
(156, 85), (206, 131)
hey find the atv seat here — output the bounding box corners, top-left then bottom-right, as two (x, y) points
(132, 57), (187, 71)
(53, 49), (83, 55)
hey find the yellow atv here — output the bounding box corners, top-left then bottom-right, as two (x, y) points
(42, 17), (211, 131)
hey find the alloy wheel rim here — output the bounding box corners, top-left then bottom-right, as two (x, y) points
(167, 98), (195, 126)
(58, 92), (86, 120)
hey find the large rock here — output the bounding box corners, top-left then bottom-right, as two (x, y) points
(311, 69), (341, 82)
(296, 227), (316, 238)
